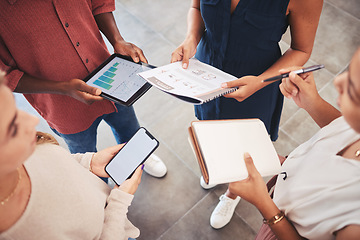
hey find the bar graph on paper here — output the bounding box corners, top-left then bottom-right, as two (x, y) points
(91, 60), (147, 101)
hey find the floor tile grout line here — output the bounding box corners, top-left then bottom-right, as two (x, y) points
(325, 1), (360, 24)
(137, 103), (202, 177)
(156, 191), (213, 240)
(155, 135), (202, 177)
(116, 1), (179, 49)
(279, 127), (302, 146)
(233, 211), (259, 236)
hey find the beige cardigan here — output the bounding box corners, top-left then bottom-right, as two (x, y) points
(0, 144), (140, 240)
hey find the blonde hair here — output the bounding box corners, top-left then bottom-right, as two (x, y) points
(36, 132), (59, 145)
(0, 71), (58, 145)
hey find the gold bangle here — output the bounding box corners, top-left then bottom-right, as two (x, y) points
(263, 211), (285, 226)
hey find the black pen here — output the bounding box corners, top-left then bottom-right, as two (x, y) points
(262, 64), (325, 82)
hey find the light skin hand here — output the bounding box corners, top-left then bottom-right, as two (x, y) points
(113, 40), (148, 64)
(279, 68), (321, 109)
(222, 75), (263, 102)
(91, 144), (144, 195)
(228, 152), (271, 209)
(171, 36), (198, 69)
(63, 78), (103, 105)
(90, 144), (125, 178)
(116, 165), (143, 195)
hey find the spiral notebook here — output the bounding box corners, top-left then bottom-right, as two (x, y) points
(138, 58), (237, 104)
(188, 119), (281, 185)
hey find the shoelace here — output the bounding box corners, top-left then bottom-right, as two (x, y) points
(214, 196), (233, 216)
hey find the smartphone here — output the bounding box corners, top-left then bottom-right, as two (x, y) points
(105, 127), (159, 185)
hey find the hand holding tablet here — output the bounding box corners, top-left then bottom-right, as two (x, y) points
(83, 54), (156, 106)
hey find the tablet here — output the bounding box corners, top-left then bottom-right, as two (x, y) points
(83, 54), (156, 106)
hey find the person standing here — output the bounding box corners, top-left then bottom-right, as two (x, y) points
(171, 0), (322, 229)
(0, 0), (167, 179)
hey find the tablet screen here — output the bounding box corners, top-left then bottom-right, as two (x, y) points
(85, 54), (153, 105)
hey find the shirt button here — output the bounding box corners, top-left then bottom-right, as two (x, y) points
(65, 23), (69, 27)
(86, 59), (89, 63)
(76, 42), (80, 47)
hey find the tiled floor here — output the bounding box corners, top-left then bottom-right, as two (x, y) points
(15, 1), (360, 239)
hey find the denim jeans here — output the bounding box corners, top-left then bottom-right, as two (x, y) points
(51, 104), (140, 181)
(51, 104), (140, 152)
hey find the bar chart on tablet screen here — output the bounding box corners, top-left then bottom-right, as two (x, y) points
(91, 60), (148, 101)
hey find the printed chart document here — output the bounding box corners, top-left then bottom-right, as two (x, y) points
(188, 119), (281, 185)
(138, 58), (238, 104)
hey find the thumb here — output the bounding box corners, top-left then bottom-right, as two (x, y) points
(243, 152), (258, 177)
(131, 164), (144, 182)
(182, 49), (190, 69)
(106, 143), (125, 155)
(221, 78), (242, 88)
(79, 81), (102, 96)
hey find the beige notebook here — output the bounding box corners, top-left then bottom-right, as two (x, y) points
(188, 119), (281, 185)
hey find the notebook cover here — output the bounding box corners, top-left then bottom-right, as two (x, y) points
(188, 126), (209, 184)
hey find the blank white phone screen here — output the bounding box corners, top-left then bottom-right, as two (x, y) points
(106, 128), (158, 185)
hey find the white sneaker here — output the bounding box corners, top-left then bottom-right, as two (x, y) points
(200, 176), (217, 189)
(143, 154), (167, 178)
(210, 194), (241, 229)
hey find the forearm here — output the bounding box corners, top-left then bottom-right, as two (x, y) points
(14, 72), (103, 104)
(185, 4), (205, 44)
(14, 73), (67, 95)
(72, 152), (94, 170)
(257, 197), (304, 240)
(95, 12), (124, 46)
(303, 95), (341, 128)
(258, 48), (311, 87)
(100, 189), (138, 240)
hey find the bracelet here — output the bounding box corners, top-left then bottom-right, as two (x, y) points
(263, 211), (285, 226)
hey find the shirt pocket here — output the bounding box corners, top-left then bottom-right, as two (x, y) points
(242, 11), (288, 44)
(200, 0), (222, 35)
(201, 0), (220, 5)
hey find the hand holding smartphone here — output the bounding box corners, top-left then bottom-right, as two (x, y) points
(105, 127), (159, 186)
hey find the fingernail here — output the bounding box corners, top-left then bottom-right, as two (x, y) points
(141, 164), (145, 170)
(221, 83), (228, 88)
(292, 90), (298, 96)
(244, 152), (250, 158)
(183, 63), (188, 69)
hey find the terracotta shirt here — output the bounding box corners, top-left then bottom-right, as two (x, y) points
(0, 0), (117, 134)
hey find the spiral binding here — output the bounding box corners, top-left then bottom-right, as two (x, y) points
(204, 87), (237, 103)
